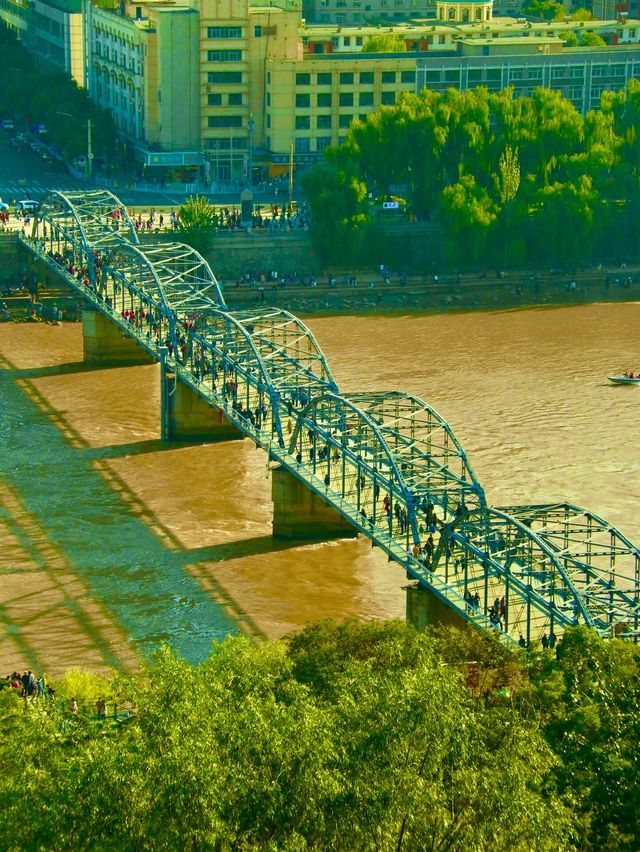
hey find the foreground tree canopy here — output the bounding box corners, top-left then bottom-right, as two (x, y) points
(2, 621), (639, 851)
(303, 82), (640, 266)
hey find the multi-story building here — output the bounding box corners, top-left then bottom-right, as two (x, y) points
(416, 39), (640, 115)
(0, 0), (85, 84)
(2, 0), (640, 182)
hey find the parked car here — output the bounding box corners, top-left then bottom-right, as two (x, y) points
(16, 200), (38, 214)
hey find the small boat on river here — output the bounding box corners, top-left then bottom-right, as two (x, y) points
(608, 372), (640, 385)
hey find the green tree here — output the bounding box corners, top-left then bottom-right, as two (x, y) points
(301, 160), (371, 263)
(520, 0), (565, 20)
(362, 33), (407, 53)
(527, 627), (640, 850)
(571, 7), (593, 19)
(0, 623), (576, 851)
(438, 172), (498, 263)
(580, 31), (606, 46)
(177, 195), (217, 255)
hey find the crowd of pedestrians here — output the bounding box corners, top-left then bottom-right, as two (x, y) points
(2, 671), (125, 720)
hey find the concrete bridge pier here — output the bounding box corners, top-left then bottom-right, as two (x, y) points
(83, 308), (155, 366)
(161, 367), (243, 443)
(405, 583), (467, 631)
(271, 465), (358, 540)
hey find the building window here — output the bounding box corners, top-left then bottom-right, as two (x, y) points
(339, 113), (352, 128)
(296, 93), (311, 107)
(401, 70), (415, 83)
(208, 71), (242, 84)
(208, 93), (222, 105)
(266, 114), (271, 128)
(382, 71), (396, 83)
(317, 92), (332, 107)
(316, 136), (332, 151)
(424, 70), (440, 83)
(254, 25), (262, 37)
(359, 91), (373, 106)
(381, 91), (395, 105)
(339, 92), (354, 106)
(266, 92), (271, 106)
(509, 69), (523, 81)
(343, 37), (351, 46)
(295, 137), (311, 152)
(444, 70), (459, 83)
(336, 13), (345, 22)
(207, 50), (242, 62)
(528, 68), (542, 80)
(208, 115), (243, 127)
(360, 71), (374, 84)
(317, 114), (332, 128)
(340, 72), (354, 84)
(296, 115), (311, 129)
(296, 72), (311, 85)
(438, 34), (445, 44)
(356, 36), (363, 45)
(317, 72), (332, 85)
(207, 26), (242, 38)
(228, 93), (243, 105)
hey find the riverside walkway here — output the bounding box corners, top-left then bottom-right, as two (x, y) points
(16, 188), (640, 647)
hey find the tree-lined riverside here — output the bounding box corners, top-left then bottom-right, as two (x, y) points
(304, 82), (640, 268)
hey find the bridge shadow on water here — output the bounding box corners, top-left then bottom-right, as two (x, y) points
(0, 352), (313, 675)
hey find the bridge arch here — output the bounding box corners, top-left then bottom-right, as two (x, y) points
(188, 309), (288, 446)
(499, 503), (640, 639)
(100, 241), (226, 356)
(438, 506), (595, 643)
(35, 190), (138, 287)
(345, 392), (486, 520)
(37, 189), (137, 251)
(289, 392), (421, 542)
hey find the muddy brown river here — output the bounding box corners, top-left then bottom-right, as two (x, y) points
(1, 303), (639, 676)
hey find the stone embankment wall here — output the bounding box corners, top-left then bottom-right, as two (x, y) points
(3, 231), (640, 320)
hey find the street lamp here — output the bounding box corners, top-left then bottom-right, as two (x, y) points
(247, 114), (254, 188)
(56, 111), (93, 180)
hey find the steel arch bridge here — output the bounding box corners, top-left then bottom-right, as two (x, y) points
(18, 190), (640, 646)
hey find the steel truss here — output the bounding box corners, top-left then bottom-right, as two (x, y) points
(17, 189), (640, 646)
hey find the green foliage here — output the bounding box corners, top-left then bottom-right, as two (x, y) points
(301, 160), (371, 264)
(527, 627), (640, 850)
(177, 196), (217, 256)
(1, 621), (583, 851)
(571, 7), (594, 19)
(303, 80), (640, 267)
(580, 31), (607, 47)
(362, 33), (407, 53)
(55, 667), (116, 702)
(521, 0), (565, 20)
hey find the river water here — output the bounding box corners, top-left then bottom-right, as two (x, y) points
(1, 303), (639, 676)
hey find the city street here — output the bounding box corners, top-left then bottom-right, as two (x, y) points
(0, 131), (193, 208)
(0, 130), (298, 211)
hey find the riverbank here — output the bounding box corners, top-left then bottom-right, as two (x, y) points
(3, 226), (640, 321)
